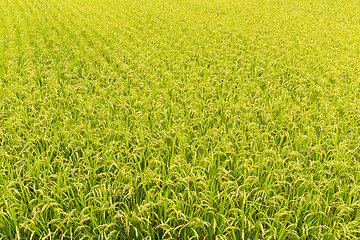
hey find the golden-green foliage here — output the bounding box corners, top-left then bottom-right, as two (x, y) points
(1, 0), (360, 239)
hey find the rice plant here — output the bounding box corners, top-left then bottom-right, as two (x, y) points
(1, 0), (360, 239)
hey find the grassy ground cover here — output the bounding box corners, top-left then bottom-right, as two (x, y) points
(1, 0), (360, 239)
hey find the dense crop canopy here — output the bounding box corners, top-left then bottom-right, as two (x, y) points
(1, 0), (360, 239)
